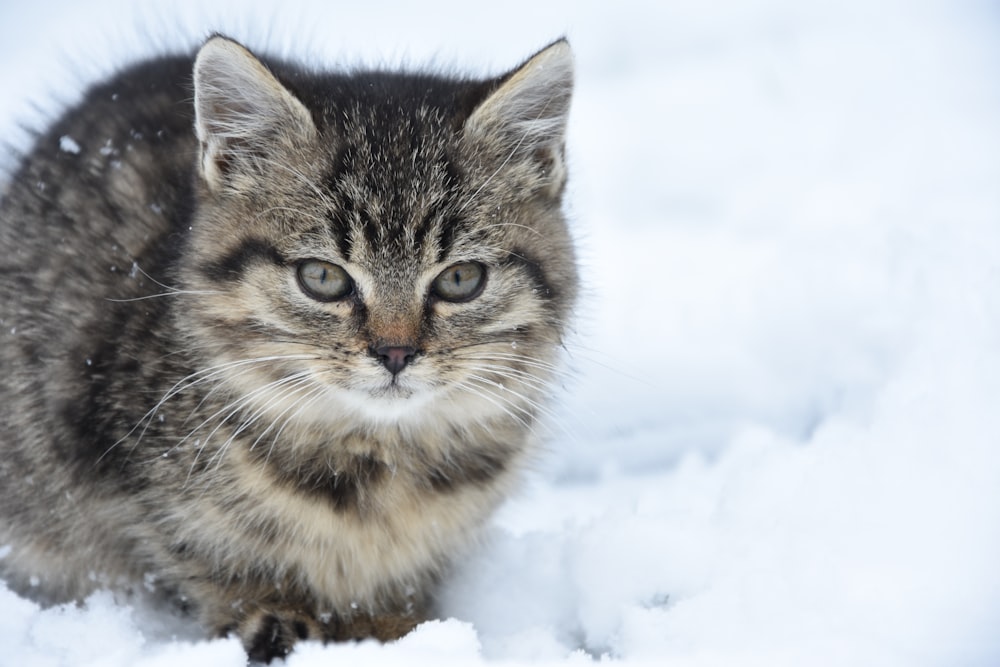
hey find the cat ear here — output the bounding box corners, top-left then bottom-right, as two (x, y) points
(193, 35), (317, 192)
(464, 40), (574, 195)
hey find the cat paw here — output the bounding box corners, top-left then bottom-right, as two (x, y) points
(217, 605), (424, 662)
(230, 609), (323, 664)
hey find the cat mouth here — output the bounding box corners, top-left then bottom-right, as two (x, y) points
(370, 379), (415, 399)
(348, 371), (424, 401)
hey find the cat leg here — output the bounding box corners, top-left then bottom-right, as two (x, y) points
(232, 607), (325, 663)
(201, 584), (426, 662)
(226, 606), (424, 662)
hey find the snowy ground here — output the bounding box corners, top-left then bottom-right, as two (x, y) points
(2, 1), (1000, 665)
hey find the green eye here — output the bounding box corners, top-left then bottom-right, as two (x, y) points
(296, 260), (353, 301)
(432, 262), (486, 302)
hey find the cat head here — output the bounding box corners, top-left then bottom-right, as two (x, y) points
(180, 35), (577, 432)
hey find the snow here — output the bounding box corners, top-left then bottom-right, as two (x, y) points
(2, 0), (1000, 665)
(58, 135), (81, 154)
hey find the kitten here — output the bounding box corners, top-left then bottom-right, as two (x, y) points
(0, 34), (576, 662)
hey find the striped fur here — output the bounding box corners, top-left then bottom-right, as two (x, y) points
(0, 35), (576, 661)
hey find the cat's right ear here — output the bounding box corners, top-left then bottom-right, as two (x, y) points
(464, 40), (574, 198)
(193, 35), (317, 193)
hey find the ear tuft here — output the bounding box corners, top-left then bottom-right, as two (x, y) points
(193, 35), (317, 191)
(464, 40), (574, 192)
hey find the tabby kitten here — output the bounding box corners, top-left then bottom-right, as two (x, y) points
(0, 35), (576, 661)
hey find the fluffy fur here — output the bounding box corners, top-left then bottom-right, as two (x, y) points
(0, 35), (576, 662)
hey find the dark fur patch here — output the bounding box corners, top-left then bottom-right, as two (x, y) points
(435, 215), (464, 263)
(293, 620), (310, 640)
(426, 448), (508, 493)
(245, 613), (289, 663)
(198, 237), (285, 282)
(503, 248), (555, 300)
(251, 448), (389, 514)
(56, 310), (168, 491)
(326, 183), (356, 259)
(329, 454), (387, 512)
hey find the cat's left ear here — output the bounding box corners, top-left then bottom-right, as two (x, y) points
(193, 35), (318, 193)
(464, 39), (574, 197)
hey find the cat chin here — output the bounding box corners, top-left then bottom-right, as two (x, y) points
(328, 382), (439, 425)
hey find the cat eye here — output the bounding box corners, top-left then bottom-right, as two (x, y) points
(296, 260), (353, 301)
(431, 262), (486, 302)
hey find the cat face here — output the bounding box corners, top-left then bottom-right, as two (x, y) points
(179, 37), (576, 431)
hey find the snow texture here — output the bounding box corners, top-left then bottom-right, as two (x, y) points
(2, 0), (1000, 665)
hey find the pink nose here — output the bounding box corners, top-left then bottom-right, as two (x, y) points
(373, 345), (417, 375)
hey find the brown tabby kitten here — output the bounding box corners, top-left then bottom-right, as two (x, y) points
(0, 35), (576, 661)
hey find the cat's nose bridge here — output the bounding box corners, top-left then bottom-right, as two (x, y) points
(365, 309), (422, 350)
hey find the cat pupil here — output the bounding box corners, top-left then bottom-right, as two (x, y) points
(297, 260), (351, 301)
(432, 262), (485, 302)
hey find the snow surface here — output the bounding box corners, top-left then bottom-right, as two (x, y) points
(2, 0), (1000, 665)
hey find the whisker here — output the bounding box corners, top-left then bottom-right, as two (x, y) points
(464, 373), (576, 443)
(560, 341), (660, 389)
(462, 364), (551, 391)
(206, 373), (318, 474)
(259, 383), (331, 465)
(184, 370), (316, 472)
(130, 262), (184, 292)
(455, 351), (567, 376)
(107, 354), (317, 464)
(466, 373), (558, 423)
(106, 290), (222, 303)
(451, 379), (534, 432)
(237, 375), (318, 452)
(473, 221), (543, 238)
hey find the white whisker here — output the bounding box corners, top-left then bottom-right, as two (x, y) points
(259, 383), (331, 465)
(185, 370), (316, 477)
(464, 372), (576, 443)
(106, 290), (221, 303)
(451, 379), (534, 432)
(462, 364), (551, 391)
(102, 353), (319, 464)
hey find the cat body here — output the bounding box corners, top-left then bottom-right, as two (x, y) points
(0, 36), (575, 661)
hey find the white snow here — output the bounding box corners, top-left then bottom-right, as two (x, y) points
(2, 0), (999, 665)
(58, 135), (80, 154)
